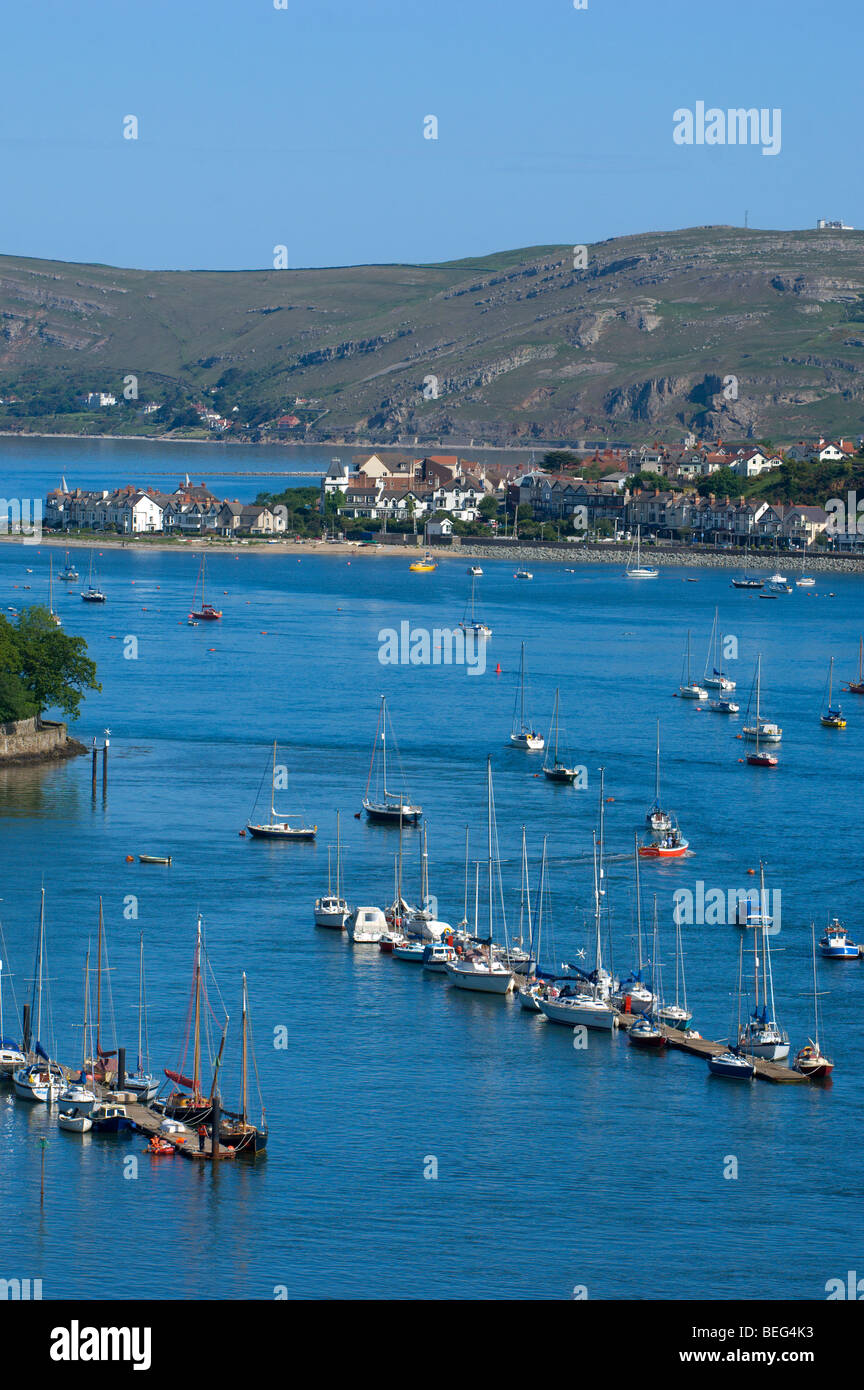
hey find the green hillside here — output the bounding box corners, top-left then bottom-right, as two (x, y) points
(2, 226), (864, 445)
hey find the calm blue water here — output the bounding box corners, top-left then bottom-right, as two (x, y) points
(1, 440), (862, 1301)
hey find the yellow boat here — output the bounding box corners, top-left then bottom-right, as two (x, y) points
(409, 553), (437, 572)
(820, 657), (846, 728)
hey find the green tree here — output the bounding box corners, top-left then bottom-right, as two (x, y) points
(478, 495), (499, 520)
(696, 467), (741, 498)
(542, 450), (581, 471)
(11, 608), (100, 719)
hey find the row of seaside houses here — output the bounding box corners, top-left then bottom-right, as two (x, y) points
(45, 483), (287, 536)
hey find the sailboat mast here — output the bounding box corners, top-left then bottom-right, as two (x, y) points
(486, 755), (493, 949)
(553, 689), (560, 763)
(520, 646), (526, 732)
(270, 741), (276, 824)
(462, 825), (469, 926)
(96, 895), (103, 1058)
(335, 811), (341, 898)
(192, 916), (202, 1103)
(655, 720), (661, 802)
(82, 947), (90, 1070)
(137, 931), (144, 1072)
(381, 698), (388, 796)
(35, 888), (45, 1048)
(594, 766), (606, 974)
(633, 832), (644, 972)
(241, 972), (248, 1124)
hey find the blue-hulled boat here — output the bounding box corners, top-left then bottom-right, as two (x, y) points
(818, 918), (861, 960)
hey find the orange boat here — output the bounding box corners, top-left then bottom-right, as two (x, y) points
(638, 830), (689, 859)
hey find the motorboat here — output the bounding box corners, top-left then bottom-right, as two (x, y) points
(349, 907), (390, 944)
(707, 1050), (755, 1080)
(818, 918), (861, 959)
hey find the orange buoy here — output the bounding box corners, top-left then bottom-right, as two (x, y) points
(747, 867), (756, 875)
(208, 648), (216, 652)
(606, 797), (614, 803)
(495, 663), (501, 674)
(125, 855), (134, 863)
(238, 829), (246, 837)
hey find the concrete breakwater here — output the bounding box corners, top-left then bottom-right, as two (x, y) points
(450, 541), (864, 573)
(0, 716), (86, 765)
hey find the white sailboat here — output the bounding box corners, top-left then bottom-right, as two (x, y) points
(510, 643), (544, 750)
(543, 688), (581, 782)
(742, 654), (781, 757)
(446, 758), (514, 994)
(702, 608), (735, 690)
(124, 932), (158, 1102)
(48, 553), (62, 626)
(314, 811), (351, 928)
(537, 769), (617, 1030)
(459, 573), (492, 638)
(14, 890), (64, 1103)
(645, 720), (672, 832)
(611, 836), (655, 1015)
(363, 696), (422, 823)
(738, 882), (789, 1061)
(678, 630), (708, 700)
(246, 740), (317, 840)
(517, 835), (547, 1012)
(80, 549), (106, 603)
(624, 526), (658, 579)
(658, 904), (693, 1032)
(58, 947), (97, 1116)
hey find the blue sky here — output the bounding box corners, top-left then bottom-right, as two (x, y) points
(1, 0), (859, 270)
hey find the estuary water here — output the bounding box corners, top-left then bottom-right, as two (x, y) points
(0, 439), (862, 1301)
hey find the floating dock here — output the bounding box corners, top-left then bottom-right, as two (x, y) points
(615, 1013), (810, 1083)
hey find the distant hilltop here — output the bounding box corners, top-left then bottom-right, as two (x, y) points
(2, 226), (864, 445)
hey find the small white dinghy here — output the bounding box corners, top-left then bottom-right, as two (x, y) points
(58, 1108), (93, 1133)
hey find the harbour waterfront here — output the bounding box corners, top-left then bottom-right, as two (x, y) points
(1, 444), (863, 1300)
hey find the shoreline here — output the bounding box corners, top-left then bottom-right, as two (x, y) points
(0, 430), (547, 454)
(4, 533), (864, 571)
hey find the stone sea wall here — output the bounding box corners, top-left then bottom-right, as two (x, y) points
(449, 540), (864, 573)
(0, 717), (86, 764)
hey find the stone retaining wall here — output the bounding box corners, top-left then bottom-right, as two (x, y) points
(0, 717), (84, 763)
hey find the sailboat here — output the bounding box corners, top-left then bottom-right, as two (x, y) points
(459, 573), (492, 638)
(708, 938), (756, 1079)
(795, 925), (834, 1078)
(536, 770), (617, 1030)
(658, 904), (693, 1032)
(678, 631), (708, 700)
(13, 890), (64, 1102)
(91, 896), (119, 1086)
(314, 812), (351, 927)
(47, 554), (62, 626)
(645, 721), (672, 833)
(510, 642), (544, 750)
(362, 696), (422, 824)
(216, 974), (269, 1154)
(517, 835), (545, 1011)
(58, 947), (98, 1117)
(543, 687), (579, 781)
(795, 547), (816, 587)
(708, 630), (740, 713)
(445, 757), (515, 994)
(702, 609), (735, 690)
(820, 656), (846, 728)
(738, 879), (789, 1060)
(247, 741), (317, 839)
(0, 952), (25, 1075)
(846, 637), (864, 694)
(163, 915), (229, 1125)
(742, 654), (781, 764)
(624, 526), (658, 579)
(189, 553), (222, 620)
(59, 551), (79, 582)
(612, 837), (655, 1015)
(730, 540), (763, 590)
(124, 932), (157, 1102)
(628, 900), (667, 1048)
(80, 549), (106, 603)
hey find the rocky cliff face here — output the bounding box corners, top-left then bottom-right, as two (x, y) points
(1, 226), (864, 443)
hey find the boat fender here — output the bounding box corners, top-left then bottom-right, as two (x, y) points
(624, 995), (631, 1013)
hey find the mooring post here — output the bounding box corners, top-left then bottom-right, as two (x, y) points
(40, 1137), (48, 1209)
(91, 740), (97, 796)
(102, 734), (109, 796)
(211, 1093), (221, 1162)
(116, 1046), (126, 1092)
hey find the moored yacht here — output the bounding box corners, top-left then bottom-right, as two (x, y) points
(445, 758), (514, 995)
(678, 631), (708, 700)
(510, 643), (544, 750)
(314, 813), (351, 928)
(818, 917), (860, 959)
(362, 696), (422, 823)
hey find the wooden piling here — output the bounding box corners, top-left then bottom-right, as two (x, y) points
(91, 742), (97, 796)
(102, 737), (108, 795)
(211, 1094), (221, 1162)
